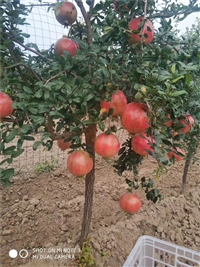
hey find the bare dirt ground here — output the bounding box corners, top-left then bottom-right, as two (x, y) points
(0, 136), (200, 267)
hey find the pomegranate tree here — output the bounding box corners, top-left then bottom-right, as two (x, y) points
(119, 193), (142, 214)
(121, 102), (150, 133)
(54, 38), (78, 57)
(67, 150), (93, 176)
(54, 1), (77, 26)
(0, 92), (13, 120)
(100, 90), (127, 117)
(94, 133), (120, 158)
(129, 17), (154, 45)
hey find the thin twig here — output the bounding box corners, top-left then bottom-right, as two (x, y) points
(44, 70), (78, 86)
(149, 7), (200, 20)
(5, 62), (42, 81)
(2, 31), (52, 62)
(25, 3), (53, 7)
(47, 118), (77, 141)
(45, 71), (66, 85)
(75, 0), (92, 44)
(7, 44), (30, 86)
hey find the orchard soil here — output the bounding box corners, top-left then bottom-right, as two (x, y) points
(0, 137), (200, 267)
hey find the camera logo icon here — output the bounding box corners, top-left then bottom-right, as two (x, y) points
(9, 249), (28, 259)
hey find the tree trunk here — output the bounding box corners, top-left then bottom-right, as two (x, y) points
(181, 158), (191, 195)
(79, 124), (97, 248)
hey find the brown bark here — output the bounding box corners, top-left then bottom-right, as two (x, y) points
(79, 124), (97, 247)
(181, 158), (191, 195)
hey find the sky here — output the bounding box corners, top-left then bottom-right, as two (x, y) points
(20, 0), (200, 50)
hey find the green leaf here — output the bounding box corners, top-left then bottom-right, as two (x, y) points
(23, 86), (33, 94)
(170, 90), (187, 97)
(21, 124), (33, 134)
(5, 128), (18, 143)
(172, 76), (184, 83)
(11, 149), (24, 158)
(71, 37), (88, 50)
(24, 136), (35, 141)
(29, 107), (38, 114)
(35, 89), (43, 98)
(0, 142), (4, 152)
(20, 32), (30, 38)
(98, 121), (105, 131)
(44, 90), (50, 100)
(185, 73), (191, 85)
(0, 168), (14, 183)
(171, 64), (176, 74)
(33, 141), (42, 151)
(17, 138), (24, 150)
(3, 146), (16, 155)
(162, 139), (172, 146)
(118, 147), (126, 155)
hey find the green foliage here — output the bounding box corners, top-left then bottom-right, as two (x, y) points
(75, 238), (95, 267)
(34, 156), (59, 174)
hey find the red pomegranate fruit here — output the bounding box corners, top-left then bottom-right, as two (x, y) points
(67, 150), (93, 176)
(121, 102), (150, 134)
(178, 114), (195, 133)
(54, 38), (78, 57)
(94, 133), (120, 158)
(100, 90), (128, 117)
(57, 139), (71, 151)
(129, 17), (154, 45)
(54, 1), (77, 26)
(131, 133), (155, 156)
(168, 147), (185, 161)
(119, 193), (142, 214)
(164, 114), (173, 127)
(0, 92), (13, 119)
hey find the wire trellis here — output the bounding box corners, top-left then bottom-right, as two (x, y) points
(20, 1), (69, 50)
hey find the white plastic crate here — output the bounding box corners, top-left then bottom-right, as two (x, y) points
(122, 235), (200, 267)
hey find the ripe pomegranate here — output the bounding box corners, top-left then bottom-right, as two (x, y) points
(67, 150), (93, 176)
(57, 139), (71, 151)
(129, 17), (154, 45)
(0, 92), (13, 119)
(121, 102), (150, 134)
(178, 114), (195, 133)
(168, 147), (185, 161)
(119, 193), (142, 214)
(131, 133), (155, 156)
(94, 133), (120, 158)
(100, 90), (127, 117)
(54, 1), (77, 26)
(164, 114), (173, 127)
(54, 38), (78, 57)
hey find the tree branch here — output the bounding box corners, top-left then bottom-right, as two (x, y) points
(2, 31), (52, 62)
(46, 119), (74, 141)
(44, 70), (78, 86)
(149, 6), (200, 20)
(5, 62), (42, 81)
(7, 44), (30, 87)
(74, 0), (93, 44)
